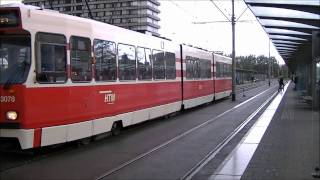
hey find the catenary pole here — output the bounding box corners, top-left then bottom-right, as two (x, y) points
(231, 0), (236, 101)
(268, 39), (271, 86)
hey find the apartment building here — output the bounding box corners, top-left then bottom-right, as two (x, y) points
(23, 0), (161, 36)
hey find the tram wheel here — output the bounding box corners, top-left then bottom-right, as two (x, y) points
(111, 122), (122, 136)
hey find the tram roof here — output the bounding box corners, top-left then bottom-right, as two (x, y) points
(244, 0), (320, 69)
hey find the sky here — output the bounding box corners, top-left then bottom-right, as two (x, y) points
(158, 0), (284, 64)
(0, 0), (285, 64)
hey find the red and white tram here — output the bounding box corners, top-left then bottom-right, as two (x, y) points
(213, 54), (232, 100)
(0, 4), (231, 149)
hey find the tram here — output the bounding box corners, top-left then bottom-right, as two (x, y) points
(0, 4), (231, 149)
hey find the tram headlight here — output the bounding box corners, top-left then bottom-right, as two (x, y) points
(6, 111), (18, 120)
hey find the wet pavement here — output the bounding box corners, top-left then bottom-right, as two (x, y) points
(207, 82), (288, 180)
(193, 82), (319, 180)
(241, 82), (319, 180)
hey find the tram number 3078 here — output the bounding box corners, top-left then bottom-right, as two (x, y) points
(0, 96), (16, 103)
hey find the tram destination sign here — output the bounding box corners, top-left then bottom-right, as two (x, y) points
(0, 10), (20, 28)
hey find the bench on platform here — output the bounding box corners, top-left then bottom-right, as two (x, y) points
(300, 95), (313, 105)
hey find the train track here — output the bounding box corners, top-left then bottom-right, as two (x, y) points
(182, 89), (278, 180)
(0, 141), (79, 172)
(95, 86), (278, 180)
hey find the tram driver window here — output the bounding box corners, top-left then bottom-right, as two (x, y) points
(36, 32), (67, 83)
(70, 36), (92, 82)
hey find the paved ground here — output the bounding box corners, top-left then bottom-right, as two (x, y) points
(241, 83), (319, 180)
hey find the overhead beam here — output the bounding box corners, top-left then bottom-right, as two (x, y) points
(272, 40), (303, 44)
(269, 35), (309, 41)
(264, 26), (315, 34)
(266, 28), (312, 36)
(277, 47), (298, 50)
(247, 3), (320, 15)
(259, 17), (320, 28)
(274, 44), (299, 48)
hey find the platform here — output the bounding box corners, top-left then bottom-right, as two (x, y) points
(194, 82), (320, 180)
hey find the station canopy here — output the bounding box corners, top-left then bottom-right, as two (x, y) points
(244, 0), (320, 67)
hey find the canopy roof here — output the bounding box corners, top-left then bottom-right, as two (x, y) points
(244, 0), (320, 67)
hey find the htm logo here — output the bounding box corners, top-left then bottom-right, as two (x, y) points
(99, 91), (116, 104)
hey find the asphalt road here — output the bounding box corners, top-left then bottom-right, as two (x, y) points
(0, 80), (278, 180)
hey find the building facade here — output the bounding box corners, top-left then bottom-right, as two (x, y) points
(23, 0), (160, 36)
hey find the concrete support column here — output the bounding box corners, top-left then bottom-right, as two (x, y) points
(296, 63), (307, 92)
(312, 31), (320, 108)
(311, 30), (320, 178)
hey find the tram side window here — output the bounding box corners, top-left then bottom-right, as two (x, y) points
(228, 64), (232, 77)
(70, 36), (92, 82)
(118, 44), (136, 81)
(222, 63), (225, 77)
(193, 59), (201, 79)
(221, 63), (224, 77)
(137, 47), (152, 80)
(225, 64), (229, 77)
(200, 60), (211, 79)
(165, 52), (176, 79)
(186, 56), (206, 80)
(206, 61), (212, 78)
(153, 50), (165, 80)
(36, 32), (67, 83)
(223, 63), (230, 77)
(216, 62), (222, 78)
(93, 39), (117, 81)
(186, 56), (193, 79)
(200, 60), (206, 79)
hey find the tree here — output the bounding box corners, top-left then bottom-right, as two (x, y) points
(236, 55), (280, 78)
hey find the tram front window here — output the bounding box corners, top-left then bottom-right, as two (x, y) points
(0, 36), (31, 85)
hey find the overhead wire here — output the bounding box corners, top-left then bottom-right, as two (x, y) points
(209, 0), (231, 22)
(236, 7), (248, 22)
(192, 0), (256, 24)
(166, 0), (257, 25)
(193, 20), (256, 24)
(168, 0), (195, 19)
